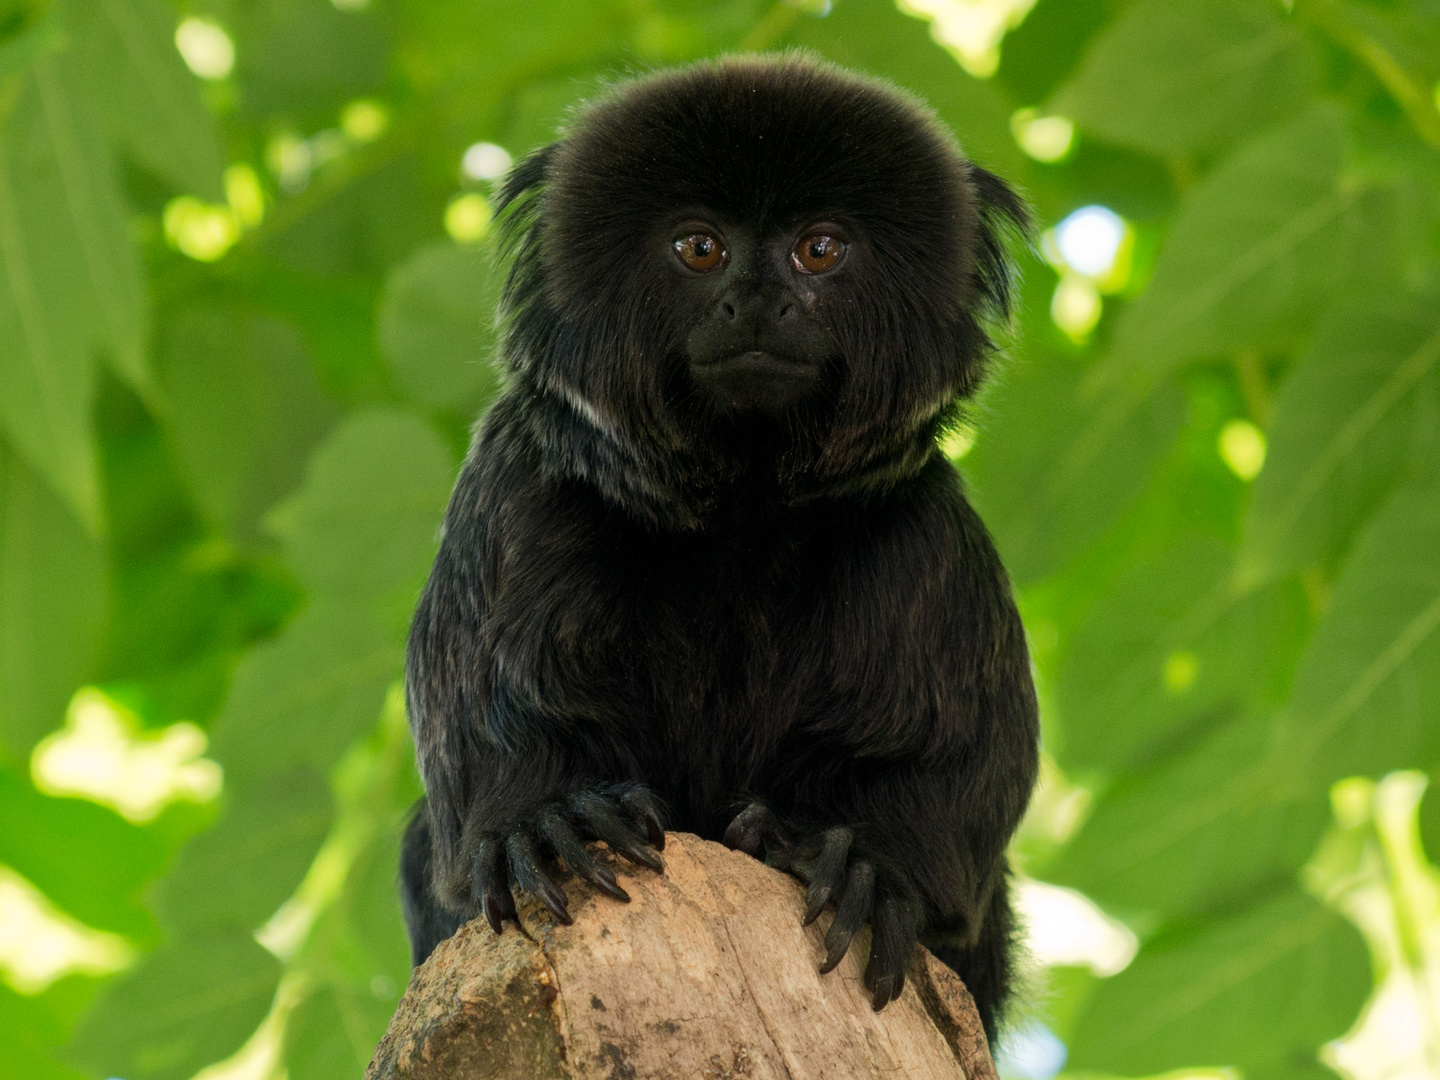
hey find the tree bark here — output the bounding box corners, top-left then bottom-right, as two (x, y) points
(367, 833), (997, 1079)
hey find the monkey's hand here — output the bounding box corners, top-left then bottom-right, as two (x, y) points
(471, 786), (665, 933)
(723, 804), (921, 1011)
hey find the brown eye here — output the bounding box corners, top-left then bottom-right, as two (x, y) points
(792, 233), (845, 274)
(674, 232), (726, 272)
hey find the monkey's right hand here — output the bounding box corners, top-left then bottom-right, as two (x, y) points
(470, 786), (665, 933)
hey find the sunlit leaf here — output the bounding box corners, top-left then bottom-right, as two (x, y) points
(267, 410), (454, 606)
(1067, 891), (1368, 1076)
(0, 446), (106, 756)
(1242, 290), (1440, 582)
(0, 983), (92, 1080)
(378, 241), (504, 414)
(66, 0), (225, 200)
(151, 770), (332, 933)
(1101, 107), (1363, 382)
(70, 932), (280, 1080)
(1280, 467), (1440, 786)
(964, 343), (1185, 583)
(1056, 533), (1309, 772)
(284, 982), (393, 1080)
(0, 764), (165, 936)
(157, 305), (335, 540)
(0, 56), (149, 523)
(211, 411), (453, 781)
(1049, 716), (1327, 921)
(1055, 0), (1319, 157)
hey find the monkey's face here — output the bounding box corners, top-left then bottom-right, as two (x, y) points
(502, 55), (1024, 463)
(667, 215), (849, 414)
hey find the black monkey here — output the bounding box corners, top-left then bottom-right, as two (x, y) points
(400, 54), (1039, 1040)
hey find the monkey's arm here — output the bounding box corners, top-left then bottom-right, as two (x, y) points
(728, 461), (1039, 1010)
(405, 420), (663, 935)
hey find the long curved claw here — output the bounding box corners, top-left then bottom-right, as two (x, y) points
(474, 835), (516, 934)
(571, 792), (665, 872)
(803, 827), (852, 926)
(506, 832), (572, 925)
(820, 860), (875, 974)
(865, 894), (919, 1011)
(539, 808), (630, 902)
(620, 788), (667, 851)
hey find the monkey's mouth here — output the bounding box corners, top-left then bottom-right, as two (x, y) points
(690, 350), (819, 412)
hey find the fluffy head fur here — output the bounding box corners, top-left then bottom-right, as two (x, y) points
(496, 54), (1029, 527)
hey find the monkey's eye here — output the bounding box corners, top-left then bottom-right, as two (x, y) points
(674, 232), (727, 273)
(792, 234), (846, 274)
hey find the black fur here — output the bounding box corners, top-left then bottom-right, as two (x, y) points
(401, 54), (1038, 1041)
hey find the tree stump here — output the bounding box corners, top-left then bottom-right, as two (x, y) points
(366, 833), (997, 1079)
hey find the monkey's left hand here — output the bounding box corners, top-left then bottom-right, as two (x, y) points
(723, 803), (922, 1011)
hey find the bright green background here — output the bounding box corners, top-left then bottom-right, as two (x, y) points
(0, 0), (1437, 1077)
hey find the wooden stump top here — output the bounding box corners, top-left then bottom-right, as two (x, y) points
(368, 832), (997, 1079)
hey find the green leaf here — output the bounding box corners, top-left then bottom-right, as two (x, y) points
(1100, 107), (1364, 383)
(66, 0), (225, 199)
(209, 603), (400, 782)
(211, 410), (454, 780)
(284, 983), (392, 1080)
(792, 0), (1028, 180)
(69, 931), (281, 1080)
(0, 55), (148, 524)
(1054, 0), (1319, 157)
(1067, 891), (1369, 1076)
(378, 241), (504, 414)
(268, 409), (454, 606)
(1279, 467), (1440, 786)
(0, 444), (106, 756)
(157, 305), (336, 541)
(964, 344), (1185, 583)
(1241, 289), (1440, 582)
(1055, 533), (1309, 773)
(0, 764), (166, 936)
(1049, 715), (1327, 920)
(152, 770), (332, 934)
(236, 0), (390, 121)
(0, 983), (93, 1080)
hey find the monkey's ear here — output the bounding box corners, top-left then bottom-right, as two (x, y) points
(969, 165), (1033, 320)
(495, 143), (557, 220)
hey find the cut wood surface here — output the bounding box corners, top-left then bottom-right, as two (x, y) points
(367, 832), (996, 1079)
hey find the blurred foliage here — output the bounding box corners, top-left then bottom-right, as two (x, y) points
(0, 0), (1436, 1077)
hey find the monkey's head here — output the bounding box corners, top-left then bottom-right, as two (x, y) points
(498, 54), (1028, 512)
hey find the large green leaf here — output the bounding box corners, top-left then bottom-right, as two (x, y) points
(0, 445), (106, 756)
(267, 410), (455, 608)
(0, 56), (147, 525)
(283, 983), (394, 1080)
(0, 984), (92, 1080)
(151, 769), (332, 934)
(1054, 0), (1319, 157)
(1279, 466), (1440, 786)
(69, 932), (281, 1080)
(1067, 891), (1369, 1076)
(1241, 290), (1440, 582)
(209, 604), (400, 781)
(964, 342), (1185, 583)
(377, 241), (504, 414)
(0, 764), (165, 936)
(67, 0), (225, 199)
(1055, 533), (1309, 773)
(792, 0), (1027, 180)
(210, 410), (453, 780)
(1100, 107), (1364, 382)
(1049, 715), (1327, 921)
(157, 305), (335, 541)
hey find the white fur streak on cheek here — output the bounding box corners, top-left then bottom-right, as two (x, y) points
(543, 369), (619, 440)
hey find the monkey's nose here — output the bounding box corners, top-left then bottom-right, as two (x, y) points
(720, 292), (794, 326)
